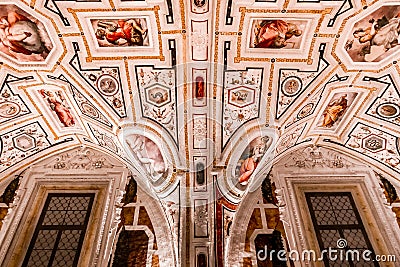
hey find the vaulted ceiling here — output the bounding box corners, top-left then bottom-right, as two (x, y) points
(0, 0), (400, 199)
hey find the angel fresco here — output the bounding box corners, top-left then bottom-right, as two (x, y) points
(94, 18), (149, 47)
(251, 19), (303, 49)
(0, 9), (51, 61)
(39, 89), (75, 127)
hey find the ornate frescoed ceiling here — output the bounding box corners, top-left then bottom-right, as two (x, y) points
(0, 0), (399, 197)
(1, 0), (400, 265)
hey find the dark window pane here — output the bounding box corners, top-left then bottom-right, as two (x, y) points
(196, 162), (205, 185)
(305, 192), (379, 267)
(197, 253), (207, 267)
(22, 193), (94, 267)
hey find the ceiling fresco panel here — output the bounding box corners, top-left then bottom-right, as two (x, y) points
(222, 68), (263, 148)
(0, 121), (74, 174)
(0, 4), (53, 63)
(0, 74), (33, 125)
(283, 74), (349, 129)
(364, 75), (400, 127)
(134, 65), (178, 145)
(69, 42), (128, 118)
(275, 43), (329, 119)
(328, 122), (400, 172)
(345, 5), (400, 63)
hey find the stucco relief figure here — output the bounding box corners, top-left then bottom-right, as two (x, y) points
(39, 89), (75, 127)
(127, 135), (168, 181)
(0, 10), (51, 61)
(237, 136), (270, 185)
(94, 18), (149, 47)
(252, 20), (303, 48)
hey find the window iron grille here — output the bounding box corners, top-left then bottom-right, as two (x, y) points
(22, 193), (95, 267)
